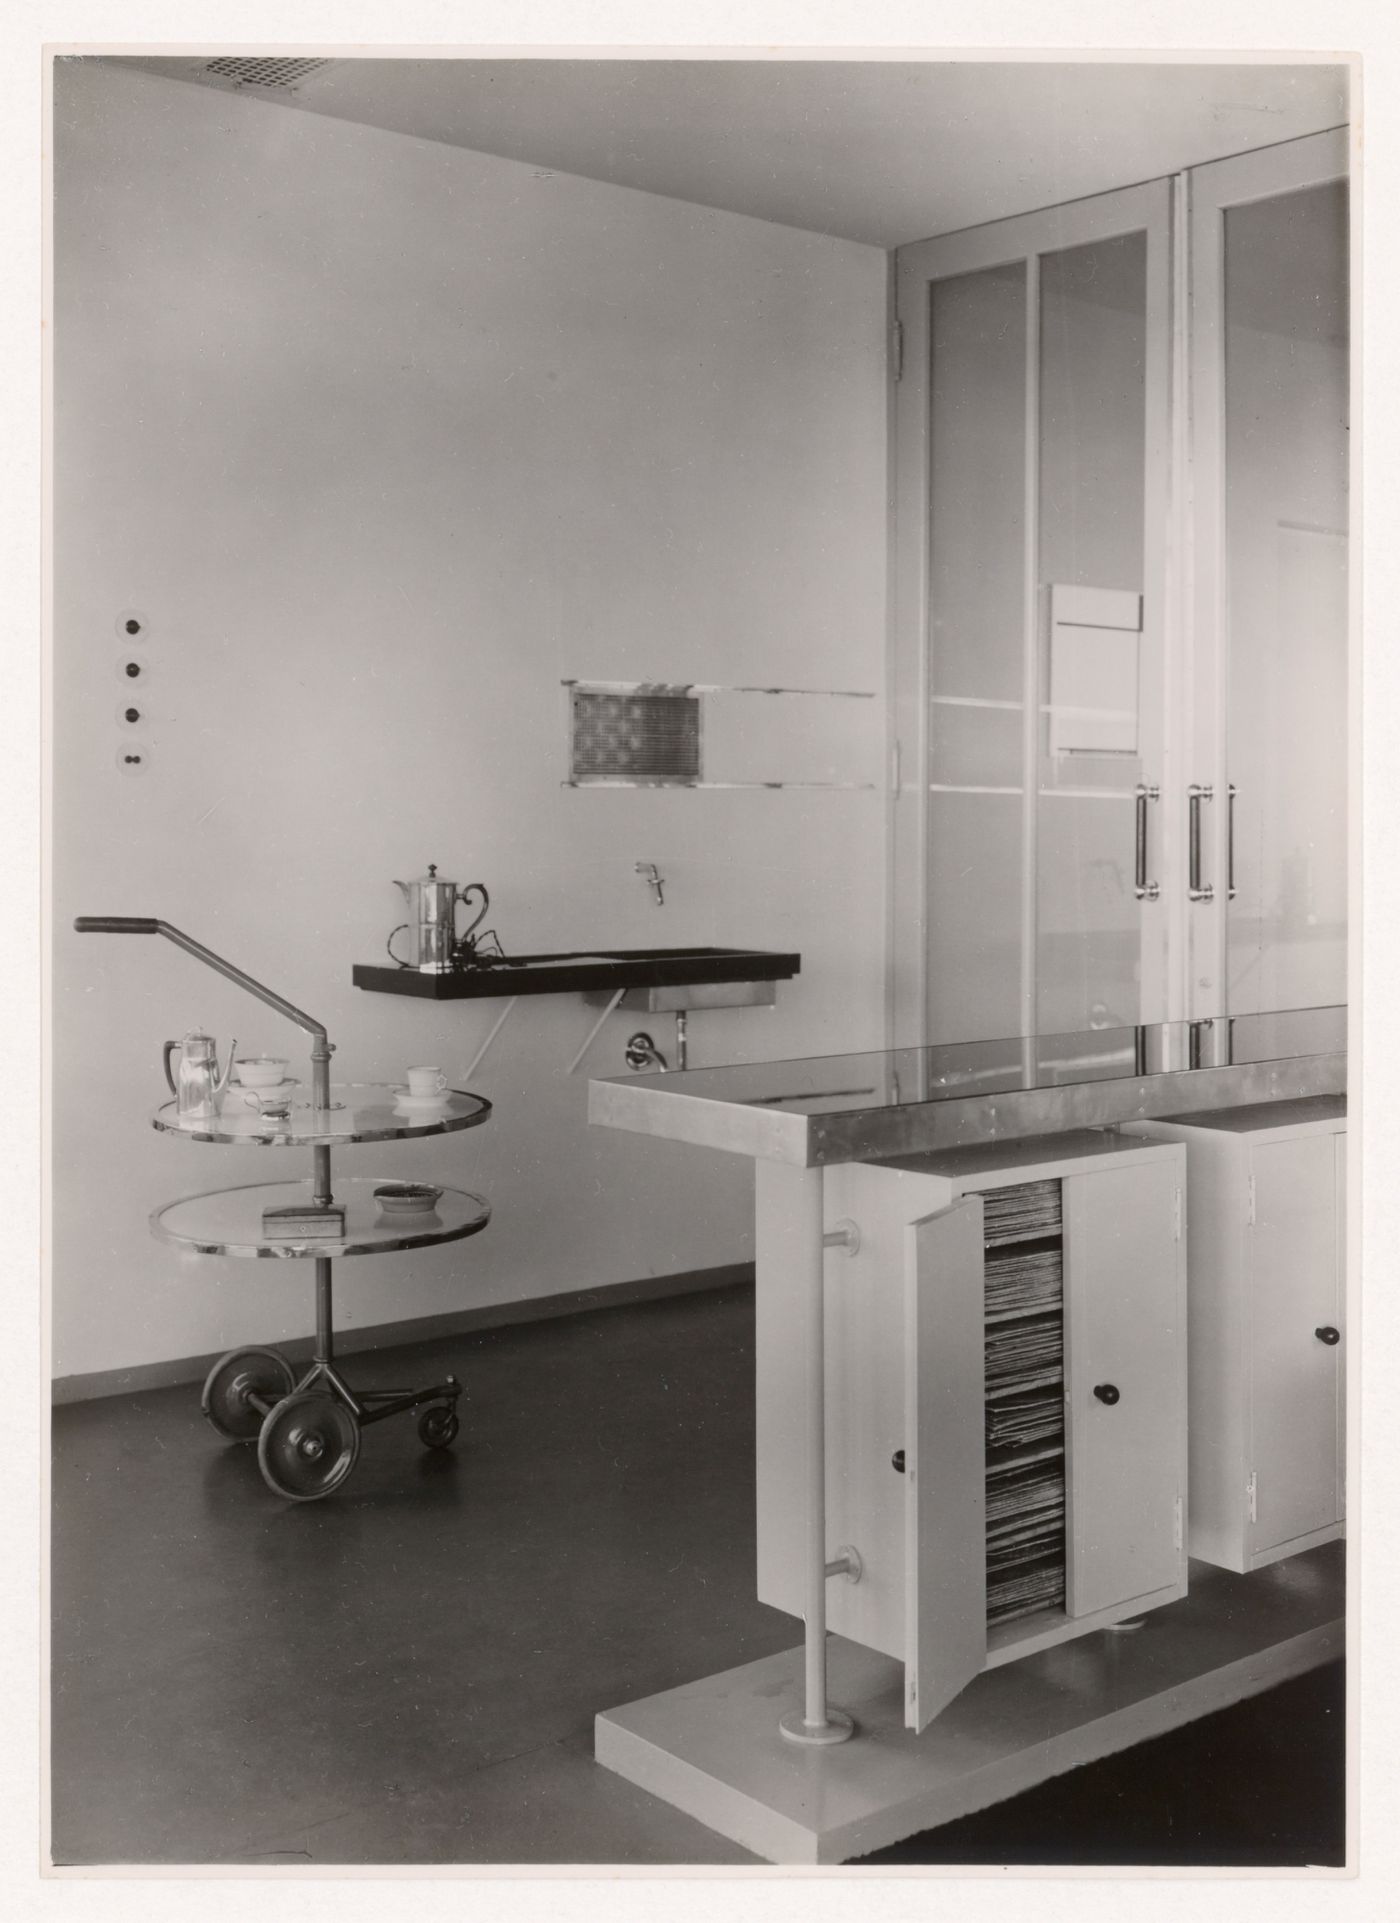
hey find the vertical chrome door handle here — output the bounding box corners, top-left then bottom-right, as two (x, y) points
(1135, 784), (1161, 900)
(1188, 784), (1214, 900)
(1227, 783), (1238, 900)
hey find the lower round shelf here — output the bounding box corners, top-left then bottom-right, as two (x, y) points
(150, 1178), (491, 1259)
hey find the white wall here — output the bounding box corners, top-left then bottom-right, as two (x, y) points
(51, 62), (888, 1382)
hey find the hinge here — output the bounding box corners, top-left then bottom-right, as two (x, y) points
(1247, 1470), (1258, 1523)
(1247, 1174), (1256, 1226)
(892, 317), (904, 382)
(1173, 1495), (1183, 1552)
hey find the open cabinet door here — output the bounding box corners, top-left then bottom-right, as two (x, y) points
(904, 1196), (987, 1733)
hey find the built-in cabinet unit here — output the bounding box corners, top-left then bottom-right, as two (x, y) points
(890, 129), (1349, 1047)
(755, 1131), (1187, 1731)
(1127, 1096), (1346, 1573)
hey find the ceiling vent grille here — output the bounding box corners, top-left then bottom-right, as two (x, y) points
(203, 57), (332, 92)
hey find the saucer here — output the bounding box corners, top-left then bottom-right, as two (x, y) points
(229, 1077), (300, 1097)
(392, 1090), (453, 1112)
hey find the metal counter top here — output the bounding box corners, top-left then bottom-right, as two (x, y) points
(588, 1007), (1346, 1167)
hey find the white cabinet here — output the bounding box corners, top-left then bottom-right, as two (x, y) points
(755, 1130), (1187, 1731)
(1127, 1096), (1345, 1573)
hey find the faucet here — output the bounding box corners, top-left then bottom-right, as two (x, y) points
(625, 1031), (669, 1072)
(635, 862), (665, 907)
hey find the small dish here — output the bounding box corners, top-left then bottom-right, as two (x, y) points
(373, 1181), (443, 1215)
(391, 1089), (454, 1112)
(224, 1078), (299, 1102)
(233, 1056), (292, 1089)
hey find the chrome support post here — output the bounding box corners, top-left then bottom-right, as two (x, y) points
(315, 1256), (334, 1367)
(310, 1035), (334, 1111)
(779, 1163), (856, 1747)
(312, 1145), (332, 1210)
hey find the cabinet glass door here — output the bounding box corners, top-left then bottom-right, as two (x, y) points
(893, 181), (1172, 1047)
(1036, 232), (1158, 1035)
(1187, 132), (1349, 1020)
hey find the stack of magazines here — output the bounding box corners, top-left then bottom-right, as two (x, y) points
(982, 1178), (1061, 1247)
(983, 1183), (1067, 1625)
(985, 1243), (1062, 1322)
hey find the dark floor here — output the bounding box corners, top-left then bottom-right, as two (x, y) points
(50, 1281), (1345, 1868)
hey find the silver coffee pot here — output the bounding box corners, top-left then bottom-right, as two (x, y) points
(389, 865), (490, 973)
(163, 1029), (236, 1120)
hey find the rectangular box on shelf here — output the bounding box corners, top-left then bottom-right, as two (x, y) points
(260, 1202), (346, 1238)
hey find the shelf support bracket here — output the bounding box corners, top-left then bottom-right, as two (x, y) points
(567, 987), (626, 1075)
(463, 997), (520, 1082)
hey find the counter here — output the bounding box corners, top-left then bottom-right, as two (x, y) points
(586, 1005), (1348, 1860)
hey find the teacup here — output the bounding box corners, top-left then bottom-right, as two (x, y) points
(235, 1055), (290, 1090)
(405, 1065), (448, 1098)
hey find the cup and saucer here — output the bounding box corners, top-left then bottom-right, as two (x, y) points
(392, 1067), (453, 1113)
(231, 1057), (296, 1098)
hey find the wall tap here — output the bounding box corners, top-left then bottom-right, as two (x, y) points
(624, 1031), (669, 1072)
(635, 861), (665, 907)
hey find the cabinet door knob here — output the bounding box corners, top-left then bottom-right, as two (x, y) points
(1315, 1325), (1341, 1346)
(891, 1449), (906, 1473)
(1093, 1383), (1121, 1405)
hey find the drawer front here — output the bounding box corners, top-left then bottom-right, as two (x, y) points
(1249, 1133), (1344, 1552)
(1064, 1156), (1185, 1617)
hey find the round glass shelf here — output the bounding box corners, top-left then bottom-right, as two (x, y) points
(151, 1083), (491, 1147)
(150, 1178), (491, 1259)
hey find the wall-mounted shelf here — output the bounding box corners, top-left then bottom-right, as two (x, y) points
(352, 946), (801, 1001)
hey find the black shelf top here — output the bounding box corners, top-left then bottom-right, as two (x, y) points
(353, 945), (801, 1001)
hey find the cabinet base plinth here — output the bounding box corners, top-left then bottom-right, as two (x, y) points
(594, 1545), (1343, 1865)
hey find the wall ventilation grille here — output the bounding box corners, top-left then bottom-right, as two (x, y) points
(569, 688), (702, 787)
(204, 57), (332, 91)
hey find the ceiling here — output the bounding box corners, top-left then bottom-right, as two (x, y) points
(117, 56), (1348, 249)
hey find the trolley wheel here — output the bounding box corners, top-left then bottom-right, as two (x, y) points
(417, 1404), (460, 1450)
(201, 1346), (296, 1443)
(257, 1391), (361, 1501)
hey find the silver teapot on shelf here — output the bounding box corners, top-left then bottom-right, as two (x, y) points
(163, 1029), (236, 1120)
(388, 864), (491, 973)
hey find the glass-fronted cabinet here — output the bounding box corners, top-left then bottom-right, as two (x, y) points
(892, 130), (1348, 1046)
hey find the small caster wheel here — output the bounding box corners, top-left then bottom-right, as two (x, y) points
(257, 1391), (360, 1501)
(201, 1346), (296, 1443)
(417, 1405), (460, 1450)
